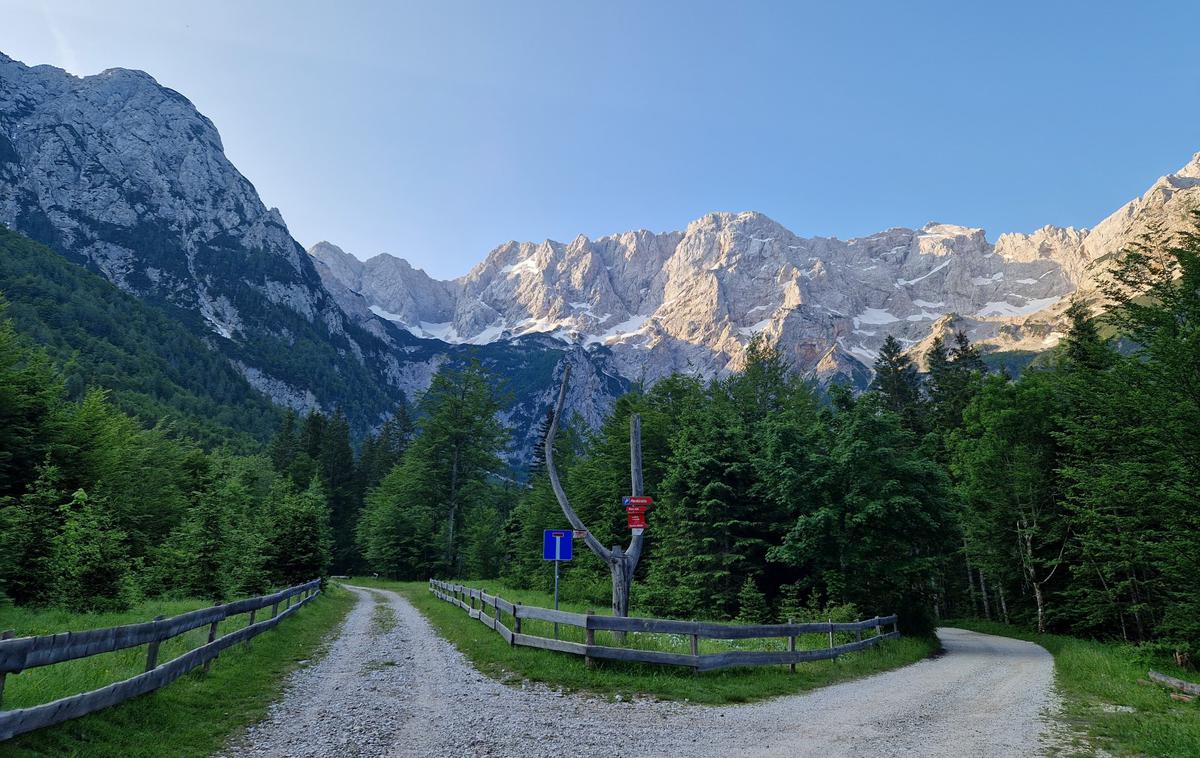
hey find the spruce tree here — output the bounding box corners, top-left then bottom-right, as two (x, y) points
(269, 410), (299, 474)
(357, 361), (507, 577)
(871, 334), (922, 429)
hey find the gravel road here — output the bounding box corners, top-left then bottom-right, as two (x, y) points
(218, 585), (1058, 758)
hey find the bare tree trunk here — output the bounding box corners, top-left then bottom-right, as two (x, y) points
(978, 568), (991, 620)
(545, 365), (644, 626)
(1033, 580), (1046, 633)
(963, 538), (978, 616)
(997, 582), (1010, 625)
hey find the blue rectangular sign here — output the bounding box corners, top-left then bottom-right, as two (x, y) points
(542, 529), (573, 561)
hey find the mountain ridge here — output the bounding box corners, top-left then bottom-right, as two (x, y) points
(313, 152), (1200, 384)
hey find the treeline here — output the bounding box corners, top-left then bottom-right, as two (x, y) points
(0, 298), (338, 611)
(428, 217), (1198, 654)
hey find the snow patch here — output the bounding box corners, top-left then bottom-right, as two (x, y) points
(737, 319), (773, 336)
(853, 307), (900, 328)
(500, 258), (538, 276)
(369, 304), (407, 322)
(838, 337), (877, 366)
(912, 299), (945, 308)
(896, 260), (951, 286)
(974, 296), (1062, 318)
(971, 272), (1005, 285)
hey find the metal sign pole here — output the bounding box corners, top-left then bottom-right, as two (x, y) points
(553, 533), (562, 639)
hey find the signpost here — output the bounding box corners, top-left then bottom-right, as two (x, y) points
(542, 529), (573, 638)
(623, 496), (651, 532)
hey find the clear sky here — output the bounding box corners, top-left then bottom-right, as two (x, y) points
(2, 1), (1198, 279)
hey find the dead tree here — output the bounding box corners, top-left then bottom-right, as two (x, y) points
(545, 365), (644, 619)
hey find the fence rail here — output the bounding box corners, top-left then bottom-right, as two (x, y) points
(0, 578), (321, 741)
(429, 579), (899, 672)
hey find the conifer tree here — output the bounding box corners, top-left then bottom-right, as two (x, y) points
(269, 410), (299, 474)
(357, 361), (507, 577)
(771, 393), (951, 633)
(871, 334), (922, 430)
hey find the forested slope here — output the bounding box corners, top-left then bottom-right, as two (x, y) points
(0, 225), (281, 448)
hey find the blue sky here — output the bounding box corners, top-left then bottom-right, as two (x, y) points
(3, 1), (1198, 279)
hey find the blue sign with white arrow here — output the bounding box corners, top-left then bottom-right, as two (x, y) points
(542, 529), (573, 561)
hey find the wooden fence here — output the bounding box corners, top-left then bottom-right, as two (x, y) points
(429, 579), (899, 672)
(0, 578), (321, 741)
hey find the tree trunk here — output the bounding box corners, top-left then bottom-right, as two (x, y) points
(997, 582), (1010, 625)
(978, 568), (991, 620)
(1033, 581), (1046, 633)
(962, 538), (977, 616)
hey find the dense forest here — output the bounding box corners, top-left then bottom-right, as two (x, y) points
(1, 217), (1196, 661)
(0, 226), (282, 449)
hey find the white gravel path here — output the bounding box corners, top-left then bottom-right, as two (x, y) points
(218, 585), (1059, 758)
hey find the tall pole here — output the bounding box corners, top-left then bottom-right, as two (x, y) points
(553, 534), (562, 639)
(546, 364), (644, 620)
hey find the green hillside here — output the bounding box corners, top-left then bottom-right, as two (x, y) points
(0, 225), (281, 448)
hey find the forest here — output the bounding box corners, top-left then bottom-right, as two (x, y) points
(1, 217), (1197, 660)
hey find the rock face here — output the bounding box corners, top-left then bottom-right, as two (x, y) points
(317, 152), (1200, 385)
(0, 51), (411, 422)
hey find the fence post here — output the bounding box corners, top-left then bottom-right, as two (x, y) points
(875, 616), (882, 637)
(828, 617), (836, 660)
(690, 622), (700, 675)
(513, 603), (522, 637)
(246, 607), (257, 649)
(585, 611), (595, 668)
(144, 617), (165, 672)
(271, 598), (280, 618)
(0, 629), (14, 707)
(788, 619), (796, 674)
(203, 601), (222, 674)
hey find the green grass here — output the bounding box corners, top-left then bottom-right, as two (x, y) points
(0, 586), (354, 758)
(349, 576), (935, 704)
(948, 619), (1200, 758)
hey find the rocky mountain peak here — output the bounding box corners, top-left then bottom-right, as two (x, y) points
(316, 149), (1200, 388)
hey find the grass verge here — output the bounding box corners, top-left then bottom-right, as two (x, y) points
(0, 585), (354, 758)
(349, 577), (935, 705)
(947, 619), (1200, 757)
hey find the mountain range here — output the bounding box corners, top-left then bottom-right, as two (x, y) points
(1, 49), (1197, 465)
(312, 157), (1200, 387)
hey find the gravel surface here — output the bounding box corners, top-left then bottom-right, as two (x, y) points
(218, 586), (1058, 758)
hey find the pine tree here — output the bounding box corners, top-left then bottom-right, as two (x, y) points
(528, 407), (555, 478)
(48, 490), (137, 612)
(735, 576), (770, 624)
(269, 410), (299, 474)
(320, 409), (360, 573)
(871, 335), (922, 429)
(0, 463), (67, 605)
(264, 476), (332, 585)
(357, 361), (507, 577)
(770, 393), (951, 633)
(642, 387), (759, 618)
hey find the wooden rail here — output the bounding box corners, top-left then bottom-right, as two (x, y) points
(1149, 670), (1200, 696)
(0, 578), (322, 741)
(429, 579), (899, 672)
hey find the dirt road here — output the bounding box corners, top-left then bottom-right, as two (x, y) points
(218, 585), (1058, 758)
